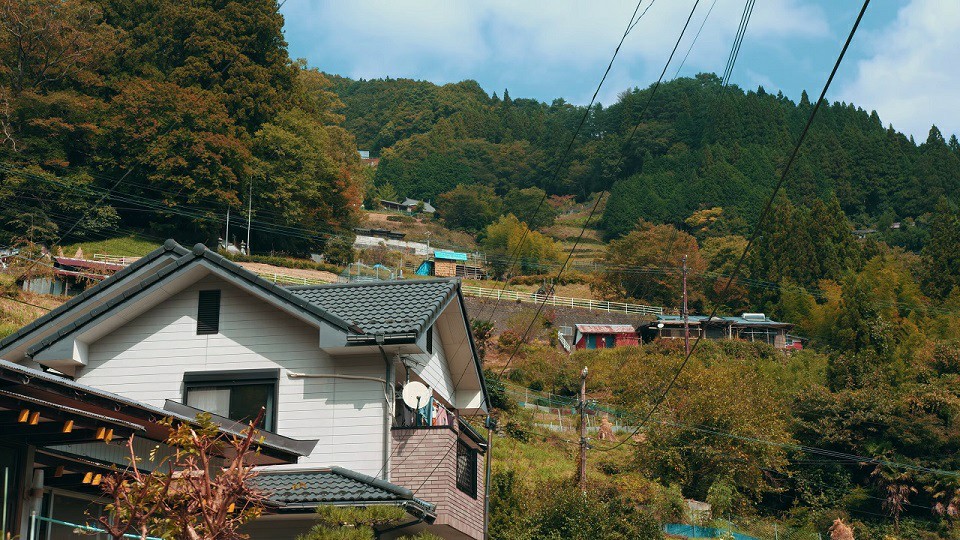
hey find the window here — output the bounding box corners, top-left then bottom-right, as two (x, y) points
(196, 290), (221, 335)
(455, 439), (478, 498)
(426, 326), (433, 354)
(184, 369), (278, 431)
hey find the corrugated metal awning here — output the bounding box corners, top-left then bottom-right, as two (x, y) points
(575, 324), (636, 334)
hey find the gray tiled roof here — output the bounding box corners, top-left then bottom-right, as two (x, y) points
(253, 467), (435, 517)
(290, 279), (457, 335)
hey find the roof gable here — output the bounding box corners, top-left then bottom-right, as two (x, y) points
(0, 240), (189, 361)
(16, 242), (359, 364)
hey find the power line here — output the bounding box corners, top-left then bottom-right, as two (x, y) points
(496, 0), (704, 380)
(474, 0), (657, 325)
(673, 0), (719, 79)
(721, 0), (757, 87)
(595, 0), (873, 452)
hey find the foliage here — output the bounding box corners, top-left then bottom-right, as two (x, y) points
(502, 187), (558, 230)
(99, 410), (267, 540)
(482, 215), (559, 278)
(921, 198), (960, 300)
(530, 484), (663, 540)
(296, 505), (440, 540)
(472, 319), (495, 361)
(593, 220), (705, 308)
(436, 184), (501, 232)
(0, 0), (365, 251)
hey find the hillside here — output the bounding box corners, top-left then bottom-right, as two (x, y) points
(333, 73), (958, 248)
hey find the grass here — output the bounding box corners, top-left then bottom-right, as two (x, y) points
(0, 273), (66, 339)
(61, 234), (161, 258)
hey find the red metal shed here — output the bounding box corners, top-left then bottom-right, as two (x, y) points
(573, 324), (639, 350)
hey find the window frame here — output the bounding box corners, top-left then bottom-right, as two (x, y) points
(183, 369), (279, 432)
(455, 439), (478, 498)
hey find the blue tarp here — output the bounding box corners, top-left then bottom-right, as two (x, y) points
(663, 524), (760, 540)
(433, 250), (467, 261)
(415, 261), (433, 276)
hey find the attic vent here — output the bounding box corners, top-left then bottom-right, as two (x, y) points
(197, 290), (221, 335)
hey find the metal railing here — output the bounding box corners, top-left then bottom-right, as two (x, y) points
(256, 272), (333, 287)
(461, 285), (663, 315)
(92, 254), (141, 265)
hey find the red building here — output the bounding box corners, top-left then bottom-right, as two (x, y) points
(573, 324), (639, 350)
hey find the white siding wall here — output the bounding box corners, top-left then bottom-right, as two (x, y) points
(409, 329), (454, 404)
(78, 275), (387, 475)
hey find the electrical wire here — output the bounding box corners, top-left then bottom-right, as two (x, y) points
(496, 0), (704, 380)
(474, 0), (657, 325)
(594, 0), (873, 453)
(673, 0), (719, 79)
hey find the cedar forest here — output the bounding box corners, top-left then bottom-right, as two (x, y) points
(3, 0), (960, 538)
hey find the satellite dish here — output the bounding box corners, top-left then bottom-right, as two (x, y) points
(402, 381), (431, 409)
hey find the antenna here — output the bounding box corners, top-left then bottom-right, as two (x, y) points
(401, 381), (431, 410)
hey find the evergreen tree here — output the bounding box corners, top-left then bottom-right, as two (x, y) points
(922, 198), (960, 299)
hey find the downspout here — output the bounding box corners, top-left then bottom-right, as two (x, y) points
(378, 343), (395, 482)
(483, 416), (493, 540)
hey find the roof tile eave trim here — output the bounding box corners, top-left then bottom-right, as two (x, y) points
(0, 240), (188, 354)
(286, 277), (458, 291)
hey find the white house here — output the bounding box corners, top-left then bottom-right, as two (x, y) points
(0, 240), (490, 539)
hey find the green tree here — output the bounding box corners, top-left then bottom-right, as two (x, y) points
(297, 506), (440, 540)
(481, 214), (559, 278)
(593, 221), (705, 308)
(437, 184), (501, 232)
(921, 198), (960, 299)
(250, 107), (361, 254)
(531, 485), (663, 540)
(502, 187), (557, 230)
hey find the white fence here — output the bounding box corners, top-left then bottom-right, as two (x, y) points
(93, 254), (141, 265)
(256, 272), (332, 286)
(461, 285), (663, 315)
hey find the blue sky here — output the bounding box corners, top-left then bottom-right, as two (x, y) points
(280, 1), (958, 141)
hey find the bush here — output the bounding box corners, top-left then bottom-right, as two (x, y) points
(531, 484), (664, 540)
(484, 369), (513, 411)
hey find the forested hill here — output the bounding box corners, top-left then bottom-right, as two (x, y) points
(331, 73), (960, 244)
(0, 0), (367, 257)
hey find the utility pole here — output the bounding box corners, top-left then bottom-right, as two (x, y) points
(246, 181), (253, 256)
(577, 366), (588, 491)
(224, 207), (231, 250)
(682, 254), (690, 357)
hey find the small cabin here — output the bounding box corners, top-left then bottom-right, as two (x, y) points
(573, 324), (638, 350)
(416, 250), (486, 279)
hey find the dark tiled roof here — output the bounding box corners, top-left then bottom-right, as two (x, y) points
(253, 467), (435, 518)
(290, 279), (458, 335)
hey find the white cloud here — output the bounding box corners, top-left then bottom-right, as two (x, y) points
(281, 0), (829, 104)
(838, 1), (960, 140)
